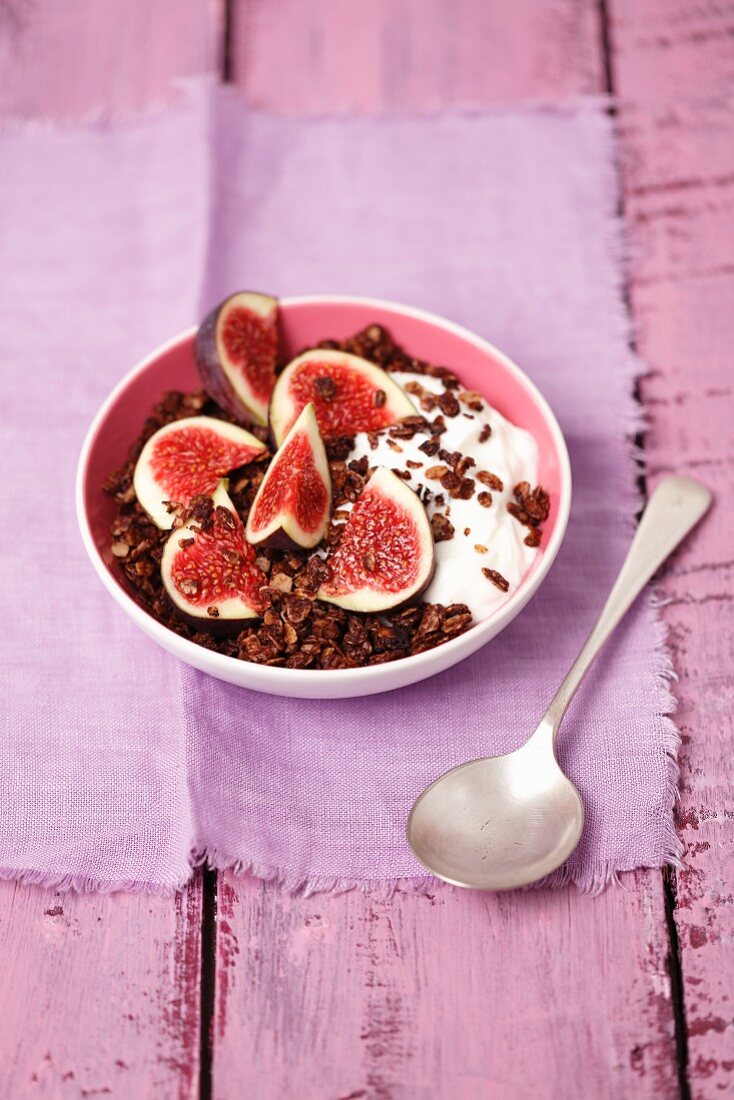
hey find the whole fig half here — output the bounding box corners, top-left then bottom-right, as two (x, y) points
(317, 466), (435, 613)
(133, 415), (265, 529)
(196, 291), (279, 426)
(161, 482), (265, 631)
(268, 349), (417, 446)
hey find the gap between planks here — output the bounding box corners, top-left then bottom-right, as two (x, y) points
(198, 10), (233, 1099)
(598, 1), (692, 1096)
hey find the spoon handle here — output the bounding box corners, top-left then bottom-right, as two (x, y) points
(544, 476), (712, 733)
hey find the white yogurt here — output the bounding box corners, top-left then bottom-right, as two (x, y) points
(343, 372), (540, 621)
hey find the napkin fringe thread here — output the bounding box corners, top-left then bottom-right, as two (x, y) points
(0, 865), (192, 896)
(192, 849), (439, 899)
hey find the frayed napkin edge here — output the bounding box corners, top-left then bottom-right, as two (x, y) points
(0, 77), (614, 135)
(0, 815), (684, 900)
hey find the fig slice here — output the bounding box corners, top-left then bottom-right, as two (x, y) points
(133, 415), (266, 530)
(195, 291), (279, 426)
(246, 403), (331, 550)
(161, 482), (265, 631)
(317, 466), (435, 613)
(268, 348), (417, 446)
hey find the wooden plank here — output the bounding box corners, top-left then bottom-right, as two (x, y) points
(0, 876), (202, 1098)
(608, 1), (734, 1095)
(212, 872), (678, 1099)
(0, 0), (220, 122)
(211, 3), (681, 1097)
(0, 7), (213, 1098)
(230, 0), (605, 113)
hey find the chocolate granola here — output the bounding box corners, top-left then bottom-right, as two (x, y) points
(104, 325), (549, 670)
(101, 323), (506, 668)
(507, 480), (551, 548)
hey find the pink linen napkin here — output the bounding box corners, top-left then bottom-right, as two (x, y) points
(0, 87), (679, 893)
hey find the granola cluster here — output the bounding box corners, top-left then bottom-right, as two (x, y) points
(507, 481), (551, 548)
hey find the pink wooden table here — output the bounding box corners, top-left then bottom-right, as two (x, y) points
(1, 2), (732, 1096)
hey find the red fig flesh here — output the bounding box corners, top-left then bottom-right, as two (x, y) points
(133, 415), (266, 529)
(161, 483), (265, 630)
(269, 349), (417, 446)
(195, 291), (278, 426)
(246, 403), (331, 550)
(317, 467), (435, 613)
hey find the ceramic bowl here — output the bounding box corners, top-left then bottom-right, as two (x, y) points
(77, 296), (571, 698)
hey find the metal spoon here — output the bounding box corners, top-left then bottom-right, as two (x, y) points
(407, 476), (712, 890)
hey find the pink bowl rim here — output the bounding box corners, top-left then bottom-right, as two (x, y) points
(76, 294), (572, 690)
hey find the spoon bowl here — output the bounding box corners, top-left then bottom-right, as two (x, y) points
(407, 476), (712, 890)
(407, 725), (584, 889)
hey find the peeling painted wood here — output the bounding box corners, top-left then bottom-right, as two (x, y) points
(229, 0), (605, 113)
(211, 873), (678, 1099)
(608, 1), (734, 1095)
(0, 0), (729, 1095)
(0, 877), (202, 1098)
(0, 0), (220, 122)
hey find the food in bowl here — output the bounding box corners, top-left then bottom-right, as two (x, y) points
(103, 293), (550, 671)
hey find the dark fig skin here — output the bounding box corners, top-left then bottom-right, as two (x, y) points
(195, 291), (278, 427)
(247, 526), (308, 554)
(316, 552), (436, 615)
(163, 593), (261, 637)
(195, 302), (254, 425)
(386, 550), (436, 613)
(119, 562), (262, 636)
